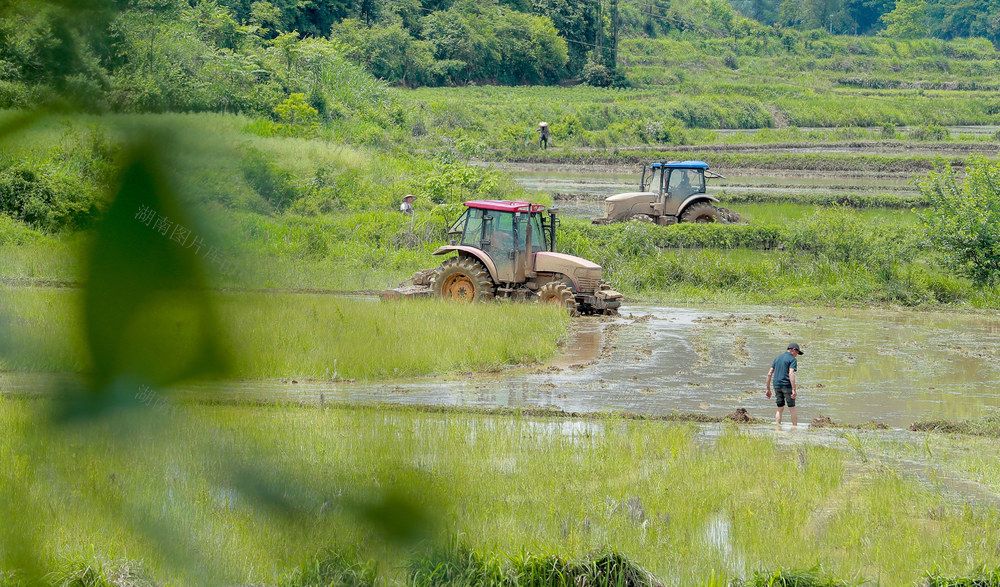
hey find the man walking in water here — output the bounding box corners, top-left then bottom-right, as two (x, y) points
(766, 343), (803, 426)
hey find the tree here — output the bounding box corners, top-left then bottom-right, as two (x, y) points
(529, 0), (597, 73)
(842, 0), (893, 34)
(421, 8), (500, 81)
(494, 9), (567, 84)
(330, 19), (436, 85)
(919, 155), (1000, 285)
(880, 0), (928, 38)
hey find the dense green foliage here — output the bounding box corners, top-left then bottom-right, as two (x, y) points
(919, 156), (1000, 285)
(0, 126), (115, 231)
(4, 0), (1000, 311)
(334, 7), (569, 86)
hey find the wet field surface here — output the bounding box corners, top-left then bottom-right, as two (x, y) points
(5, 301), (1000, 506)
(149, 303), (1000, 430)
(494, 162), (920, 219)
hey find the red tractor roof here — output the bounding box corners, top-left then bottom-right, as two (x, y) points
(465, 200), (547, 213)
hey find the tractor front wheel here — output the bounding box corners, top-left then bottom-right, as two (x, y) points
(537, 282), (578, 316)
(680, 202), (718, 223)
(431, 257), (495, 302)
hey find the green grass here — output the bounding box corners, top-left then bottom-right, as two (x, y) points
(0, 288), (571, 380)
(925, 565), (1000, 586)
(721, 192), (929, 211)
(2, 399), (1000, 585)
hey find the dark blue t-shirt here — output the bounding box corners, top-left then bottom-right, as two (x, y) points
(771, 352), (797, 387)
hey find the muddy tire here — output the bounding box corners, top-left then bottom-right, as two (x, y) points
(680, 202), (718, 223)
(430, 257), (495, 302)
(537, 282), (579, 316)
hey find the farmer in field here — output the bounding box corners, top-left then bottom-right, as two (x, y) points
(765, 343), (803, 426)
(400, 194), (416, 215)
(537, 122), (550, 149)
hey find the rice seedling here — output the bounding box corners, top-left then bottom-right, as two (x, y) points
(0, 288), (571, 380)
(1, 400), (998, 585)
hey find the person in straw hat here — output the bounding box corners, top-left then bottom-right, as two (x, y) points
(400, 194), (416, 215)
(537, 122), (550, 149)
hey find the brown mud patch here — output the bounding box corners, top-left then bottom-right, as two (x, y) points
(726, 408), (754, 423)
(811, 416), (835, 428)
(909, 414), (1000, 437)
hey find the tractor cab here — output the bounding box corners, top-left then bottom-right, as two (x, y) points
(592, 160), (732, 225)
(642, 161), (711, 204)
(445, 200), (557, 283)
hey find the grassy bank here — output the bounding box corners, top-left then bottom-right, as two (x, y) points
(1, 399), (999, 585)
(2, 110), (999, 309)
(0, 288), (570, 380)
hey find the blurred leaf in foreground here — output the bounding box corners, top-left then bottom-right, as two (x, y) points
(75, 135), (227, 413)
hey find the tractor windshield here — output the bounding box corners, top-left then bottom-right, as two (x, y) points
(667, 168), (705, 200)
(528, 213), (547, 251)
(447, 209), (469, 236)
(449, 206), (547, 252)
(460, 208), (486, 246)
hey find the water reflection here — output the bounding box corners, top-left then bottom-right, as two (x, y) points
(152, 303), (1000, 428)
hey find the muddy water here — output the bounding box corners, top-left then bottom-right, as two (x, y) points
(715, 124), (1000, 138)
(496, 163), (918, 219)
(173, 303), (1000, 429)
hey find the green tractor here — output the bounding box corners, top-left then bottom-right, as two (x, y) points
(591, 160), (742, 225)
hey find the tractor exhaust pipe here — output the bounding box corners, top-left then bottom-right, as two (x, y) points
(547, 207), (558, 252)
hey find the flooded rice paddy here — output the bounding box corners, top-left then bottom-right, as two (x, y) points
(495, 162), (920, 219)
(167, 303), (1000, 430)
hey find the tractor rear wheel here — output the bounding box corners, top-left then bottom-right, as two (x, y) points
(537, 282), (578, 316)
(681, 202), (718, 223)
(431, 257), (495, 302)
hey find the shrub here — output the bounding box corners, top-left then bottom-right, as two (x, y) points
(581, 59), (612, 87)
(0, 164), (101, 232)
(272, 93), (321, 138)
(640, 120), (687, 145)
(908, 124), (950, 141)
(919, 155), (1000, 285)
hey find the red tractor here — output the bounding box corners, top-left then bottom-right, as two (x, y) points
(386, 200), (622, 315)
